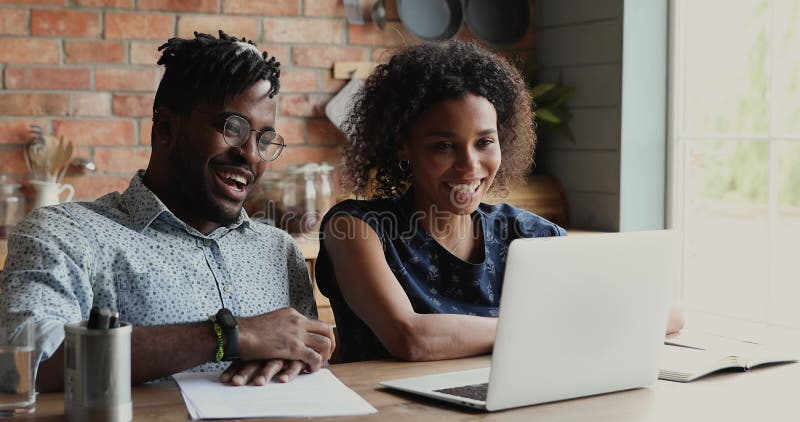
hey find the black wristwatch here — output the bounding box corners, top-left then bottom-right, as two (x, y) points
(214, 308), (239, 361)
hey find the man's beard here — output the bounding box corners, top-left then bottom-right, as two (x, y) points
(167, 148), (242, 227)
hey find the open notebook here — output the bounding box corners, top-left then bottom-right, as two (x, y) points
(660, 332), (798, 382)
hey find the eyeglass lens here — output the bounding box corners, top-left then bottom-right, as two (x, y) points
(222, 114), (284, 161)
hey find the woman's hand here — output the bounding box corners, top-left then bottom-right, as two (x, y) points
(666, 305), (685, 335)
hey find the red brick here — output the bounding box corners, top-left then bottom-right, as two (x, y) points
(275, 117), (304, 145)
(262, 43), (290, 65)
(371, 47), (394, 62)
(278, 94), (331, 117)
(223, 0), (298, 15)
(292, 46), (369, 68)
(73, 92), (112, 117)
(94, 147), (151, 172)
(0, 149), (27, 174)
(31, 10), (100, 37)
(0, 9), (28, 35)
(303, 0), (345, 17)
(263, 17), (344, 44)
(280, 69), (317, 93)
(112, 94), (154, 117)
(306, 118), (345, 146)
(62, 175), (131, 200)
(65, 41), (125, 64)
(4, 67), (91, 90)
(348, 21), (408, 46)
(52, 120), (136, 146)
(0, 38), (59, 64)
(269, 145), (340, 169)
(131, 41), (162, 65)
(320, 71), (346, 93)
(138, 0), (218, 13)
(75, 0), (133, 7)
(0, 93), (69, 116)
(105, 12), (174, 40)
(139, 119), (153, 145)
(177, 15), (259, 41)
(96, 68), (159, 91)
(0, 0), (65, 5)
(0, 119), (47, 145)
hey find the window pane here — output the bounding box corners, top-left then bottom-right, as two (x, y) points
(674, 0), (800, 327)
(777, 141), (800, 208)
(686, 140), (769, 205)
(771, 140), (800, 326)
(773, 0), (800, 136)
(684, 0), (770, 135)
(682, 140), (770, 321)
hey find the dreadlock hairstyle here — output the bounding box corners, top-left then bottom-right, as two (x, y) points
(153, 30), (281, 115)
(341, 41), (535, 199)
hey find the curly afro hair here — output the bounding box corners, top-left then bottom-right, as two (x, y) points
(341, 40), (535, 199)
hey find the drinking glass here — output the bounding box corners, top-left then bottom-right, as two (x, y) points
(0, 322), (36, 415)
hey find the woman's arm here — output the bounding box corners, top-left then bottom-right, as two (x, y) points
(324, 215), (496, 361)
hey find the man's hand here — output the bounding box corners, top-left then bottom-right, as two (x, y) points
(220, 359), (307, 385)
(237, 307), (335, 372)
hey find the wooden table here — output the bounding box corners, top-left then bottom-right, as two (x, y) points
(0, 238), (6, 270)
(25, 354), (800, 421)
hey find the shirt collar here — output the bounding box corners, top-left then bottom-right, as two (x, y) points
(122, 170), (252, 234)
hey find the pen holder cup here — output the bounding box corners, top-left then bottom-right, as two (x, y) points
(64, 321), (132, 422)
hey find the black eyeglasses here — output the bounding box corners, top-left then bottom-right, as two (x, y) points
(209, 112), (285, 162)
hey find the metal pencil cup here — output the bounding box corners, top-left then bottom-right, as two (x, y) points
(64, 321), (132, 422)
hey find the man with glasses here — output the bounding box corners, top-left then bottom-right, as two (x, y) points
(0, 31), (335, 392)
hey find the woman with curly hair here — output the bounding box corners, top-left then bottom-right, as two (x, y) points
(315, 41), (566, 363)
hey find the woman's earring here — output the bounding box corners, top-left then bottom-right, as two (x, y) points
(398, 160), (410, 173)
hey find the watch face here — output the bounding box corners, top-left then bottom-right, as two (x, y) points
(217, 309), (238, 328)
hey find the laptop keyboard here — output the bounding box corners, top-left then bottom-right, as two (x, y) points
(434, 383), (488, 401)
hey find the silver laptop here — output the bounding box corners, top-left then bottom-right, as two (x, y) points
(381, 230), (677, 411)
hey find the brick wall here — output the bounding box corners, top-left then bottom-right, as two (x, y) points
(0, 0), (533, 200)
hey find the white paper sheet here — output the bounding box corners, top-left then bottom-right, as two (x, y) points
(173, 369), (377, 419)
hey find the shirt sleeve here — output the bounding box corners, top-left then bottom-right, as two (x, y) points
(0, 205), (96, 368)
(283, 234), (318, 320)
(510, 206), (568, 238)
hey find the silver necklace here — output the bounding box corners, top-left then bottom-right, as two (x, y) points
(447, 233), (466, 254)
(435, 221), (469, 254)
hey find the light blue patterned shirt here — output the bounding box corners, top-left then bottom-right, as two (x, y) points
(0, 171), (316, 373)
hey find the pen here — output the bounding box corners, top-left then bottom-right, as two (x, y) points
(109, 311), (119, 329)
(96, 308), (112, 330)
(87, 306), (100, 329)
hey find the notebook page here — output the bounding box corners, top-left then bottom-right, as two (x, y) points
(174, 369), (377, 419)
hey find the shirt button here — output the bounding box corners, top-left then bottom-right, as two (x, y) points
(223, 284), (234, 293)
(203, 239), (213, 247)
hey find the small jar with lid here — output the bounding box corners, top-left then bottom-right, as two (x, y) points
(0, 175), (26, 239)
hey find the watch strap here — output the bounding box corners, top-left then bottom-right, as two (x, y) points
(209, 316), (225, 363)
(215, 308), (240, 361)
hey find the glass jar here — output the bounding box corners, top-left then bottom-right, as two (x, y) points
(0, 175), (26, 239)
(243, 171), (284, 226)
(316, 162), (335, 220)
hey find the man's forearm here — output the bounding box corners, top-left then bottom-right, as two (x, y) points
(37, 321), (216, 392)
(131, 322), (215, 384)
